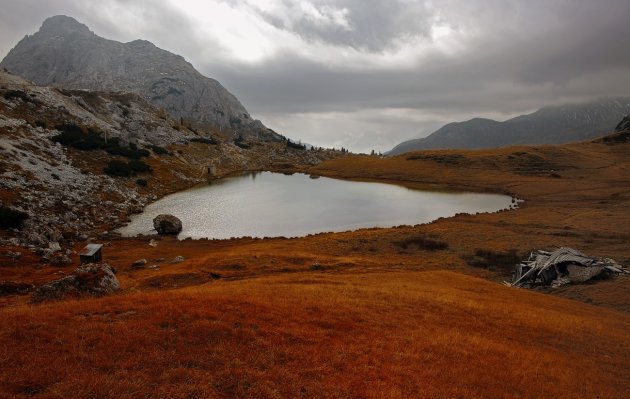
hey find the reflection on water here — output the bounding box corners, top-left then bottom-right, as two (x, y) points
(118, 172), (513, 239)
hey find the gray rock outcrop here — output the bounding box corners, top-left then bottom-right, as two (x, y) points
(31, 262), (120, 303)
(616, 114), (630, 132)
(153, 214), (182, 235)
(1, 15), (280, 140)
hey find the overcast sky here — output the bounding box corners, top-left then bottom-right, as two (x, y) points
(1, 0), (630, 152)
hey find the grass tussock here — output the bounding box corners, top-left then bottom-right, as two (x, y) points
(52, 124), (150, 159)
(394, 235), (449, 251)
(189, 137), (218, 145)
(464, 248), (521, 271)
(104, 159), (151, 177)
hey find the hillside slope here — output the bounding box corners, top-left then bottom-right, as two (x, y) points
(389, 98), (630, 154)
(0, 70), (339, 252)
(1, 270), (628, 398)
(0, 15), (277, 139)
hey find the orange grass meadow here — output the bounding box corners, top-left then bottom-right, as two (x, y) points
(2, 270), (629, 399)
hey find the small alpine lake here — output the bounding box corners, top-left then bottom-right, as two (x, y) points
(118, 172), (515, 239)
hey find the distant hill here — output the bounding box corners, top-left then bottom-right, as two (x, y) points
(388, 98), (630, 155)
(0, 15), (280, 140)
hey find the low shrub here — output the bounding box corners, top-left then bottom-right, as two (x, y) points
(136, 178), (148, 187)
(464, 248), (520, 270)
(149, 145), (169, 155)
(73, 131), (106, 151)
(128, 159), (151, 173)
(105, 143), (150, 159)
(394, 236), (449, 251)
(104, 159), (152, 177)
(234, 136), (250, 149)
(190, 137), (218, 145)
(3, 89), (31, 102)
(51, 124), (86, 146)
(103, 160), (132, 177)
(0, 205), (28, 229)
(52, 125), (149, 158)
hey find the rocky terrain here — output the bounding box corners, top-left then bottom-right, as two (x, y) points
(389, 97), (630, 154)
(30, 262), (119, 303)
(0, 15), (278, 139)
(615, 113), (630, 133)
(0, 70), (341, 259)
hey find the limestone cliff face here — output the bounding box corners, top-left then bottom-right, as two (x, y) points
(1, 15), (279, 140)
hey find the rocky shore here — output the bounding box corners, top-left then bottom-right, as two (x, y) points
(0, 71), (343, 261)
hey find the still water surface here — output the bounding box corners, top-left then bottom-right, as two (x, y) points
(118, 172), (513, 239)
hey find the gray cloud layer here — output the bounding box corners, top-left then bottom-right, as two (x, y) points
(254, 0), (434, 51)
(1, 0), (629, 152)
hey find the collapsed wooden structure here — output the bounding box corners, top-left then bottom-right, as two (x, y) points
(509, 247), (627, 288)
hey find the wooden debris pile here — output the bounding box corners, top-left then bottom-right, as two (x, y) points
(509, 247), (627, 288)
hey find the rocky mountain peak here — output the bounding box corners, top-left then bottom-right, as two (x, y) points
(1, 16), (281, 141)
(39, 15), (93, 37)
(126, 39), (157, 48)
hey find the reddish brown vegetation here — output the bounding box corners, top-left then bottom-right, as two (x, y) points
(1, 272), (629, 398)
(1, 137), (630, 397)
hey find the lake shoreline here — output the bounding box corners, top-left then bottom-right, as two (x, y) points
(117, 171), (514, 240)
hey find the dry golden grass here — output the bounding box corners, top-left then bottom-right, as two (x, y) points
(1, 271), (629, 398)
(309, 139), (630, 309)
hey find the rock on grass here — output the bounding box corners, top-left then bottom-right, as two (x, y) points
(31, 262), (120, 303)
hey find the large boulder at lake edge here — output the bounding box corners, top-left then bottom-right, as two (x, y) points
(31, 262), (120, 303)
(153, 214), (182, 235)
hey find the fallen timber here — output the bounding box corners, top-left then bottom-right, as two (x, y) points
(508, 247), (628, 288)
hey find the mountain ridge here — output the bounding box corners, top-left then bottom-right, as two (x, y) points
(0, 15), (280, 140)
(389, 97), (630, 155)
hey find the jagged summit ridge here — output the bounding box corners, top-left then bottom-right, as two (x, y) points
(1, 15), (279, 140)
(38, 15), (93, 36)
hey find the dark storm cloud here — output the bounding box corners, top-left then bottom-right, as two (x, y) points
(209, 0), (630, 118)
(1, 0), (629, 152)
(509, 2), (630, 85)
